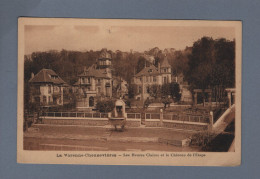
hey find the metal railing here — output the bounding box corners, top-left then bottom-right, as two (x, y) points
(145, 113), (209, 123)
(126, 113), (141, 119)
(163, 114), (209, 123)
(145, 113), (160, 120)
(41, 112), (108, 118)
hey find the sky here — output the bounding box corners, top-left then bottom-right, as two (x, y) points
(24, 25), (235, 55)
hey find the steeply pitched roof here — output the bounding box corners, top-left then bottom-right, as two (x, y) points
(29, 69), (66, 85)
(161, 57), (171, 68)
(99, 48), (112, 59)
(73, 80), (80, 86)
(143, 54), (155, 64)
(135, 65), (160, 77)
(78, 65), (110, 79)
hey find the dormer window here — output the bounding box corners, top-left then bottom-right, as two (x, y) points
(50, 75), (58, 79)
(148, 69), (153, 73)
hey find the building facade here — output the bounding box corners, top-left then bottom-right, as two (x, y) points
(132, 57), (172, 101)
(74, 49), (113, 109)
(29, 69), (66, 106)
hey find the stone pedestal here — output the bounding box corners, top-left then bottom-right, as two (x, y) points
(160, 109), (163, 127)
(208, 92), (212, 105)
(194, 92), (197, 106)
(227, 92), (231, 108)
(208, 111), (214, 131)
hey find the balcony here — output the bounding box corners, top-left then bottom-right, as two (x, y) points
(80, 82), (91, 86)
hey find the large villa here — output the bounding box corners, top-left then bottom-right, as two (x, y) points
(28, 49), (192, 110)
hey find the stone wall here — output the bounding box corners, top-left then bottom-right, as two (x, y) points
(163, 121), (208, 131)
(126, 119), (141, 127)
(42, 117), (108, 126)
(145, 119), (161, 127)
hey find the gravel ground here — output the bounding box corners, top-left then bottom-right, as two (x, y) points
(24, 124), (198, 151)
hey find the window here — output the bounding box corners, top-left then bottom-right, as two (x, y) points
(164, 77), (167, 83)
(89, 96), (94, 107)
(43, 96), (47, 104)
(138, 86), (142, 93)
(164, 68), (167, 73)
(146, 76), (149, 83)
(153, 76), (156, 82)
(148, 69), (153, 73)
(48, 85), (51, 93)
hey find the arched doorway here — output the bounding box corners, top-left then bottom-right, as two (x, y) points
(89, 96), (94, 107)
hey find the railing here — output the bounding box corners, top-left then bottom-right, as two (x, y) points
(145, 113), (160, 120)
(41, 112), (108, 118)
(145, 113), (209, 123)
(126, 113), (141, 119)
(163, 114), (209, 123)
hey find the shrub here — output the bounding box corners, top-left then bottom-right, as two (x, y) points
(161, 97), (172, 109)
(144, 98), (152, 108)
(96, 99), (115, 113)
(190, 131), (217, 148)
(124, 99), (131, 108)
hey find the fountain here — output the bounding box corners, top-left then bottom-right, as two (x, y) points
(109, 98), (126, 131)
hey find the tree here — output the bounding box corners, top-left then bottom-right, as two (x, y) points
(185, 37), (235, 103)
(127, 84), (137, 99)
(147, 84), (161, 99)
(161, 83), (171, 97)
(170, 82), (181, 102)
(136, 56), (146, 73)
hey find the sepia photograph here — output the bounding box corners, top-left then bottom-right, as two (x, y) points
(17, 18), (241, 166)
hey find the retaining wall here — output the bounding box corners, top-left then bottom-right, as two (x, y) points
(163, 120), (209, 131)
(145, 119), (161, 127)
(41, 117), (108, 126)
(126, 119), (141, 127)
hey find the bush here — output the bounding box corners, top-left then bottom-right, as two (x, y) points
(161, 97), (172, 108)
(124, 99), (131, 108)
(190, 131), (217, 148)
(144, 98), (152, 108)
(96, 99), (115, 113)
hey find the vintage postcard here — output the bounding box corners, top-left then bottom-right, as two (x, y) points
(17, 18), (241, 166)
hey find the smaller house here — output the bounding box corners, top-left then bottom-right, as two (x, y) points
(132, 56), (172, 101)
(29, 69), (66, 106)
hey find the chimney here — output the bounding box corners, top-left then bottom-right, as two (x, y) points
(31, 72), (34, 79)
